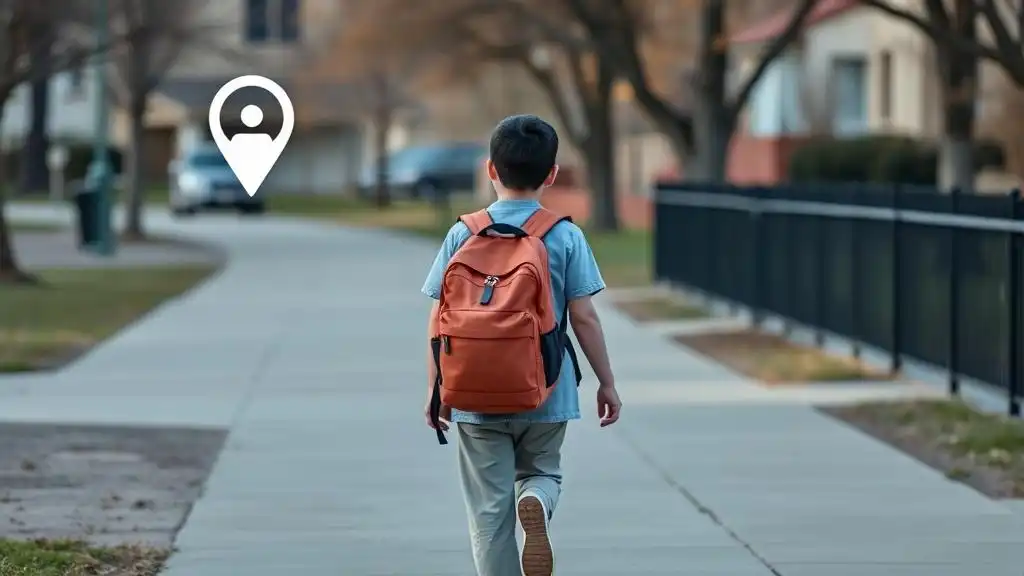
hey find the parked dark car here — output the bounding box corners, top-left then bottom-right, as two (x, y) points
(357, 142), (485, 200)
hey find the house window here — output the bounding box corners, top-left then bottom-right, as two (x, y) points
(245, 0), (300, 43)
(280, 0), (299, 41)
(830, 56), (868, 136)
(879, 50), (893, 125)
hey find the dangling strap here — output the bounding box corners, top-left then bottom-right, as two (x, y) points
(429, 337), (448, 445)
(560, 301), (583, 386)
(522, 208), (572, 238)
(458, 209), (493, 235)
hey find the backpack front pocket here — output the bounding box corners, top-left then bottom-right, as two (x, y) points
(438, 309), (546, 412)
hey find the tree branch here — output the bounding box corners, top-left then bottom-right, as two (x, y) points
(977, 0), (1024, 82)
(861, 0), (1006, 65)
(728, 0), (818, 120)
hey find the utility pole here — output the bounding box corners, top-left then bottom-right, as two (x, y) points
(87, 0), (116, 255)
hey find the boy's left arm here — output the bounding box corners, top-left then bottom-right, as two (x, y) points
(421, 224), (467, 429)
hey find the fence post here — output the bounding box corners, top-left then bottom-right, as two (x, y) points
(949, 187), (961, 396)
(1009, 188), (1021, 417)
(814, 206), (827, 347)
(782, 209), (793, 337)
(850, 188), (862, 360)
(890, 184), (903, 375)
(750, 187), (764, 328)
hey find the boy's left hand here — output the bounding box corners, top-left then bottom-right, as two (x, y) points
(424, 401), (451, 432)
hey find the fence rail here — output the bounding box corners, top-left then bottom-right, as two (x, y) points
(653, 181), (1024, 416)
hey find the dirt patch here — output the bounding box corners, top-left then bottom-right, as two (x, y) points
(823, 400), (1024, 498)
(615, 295), (707, 322)
(675, 330), (889, 384)
(0, 423), (226, 547)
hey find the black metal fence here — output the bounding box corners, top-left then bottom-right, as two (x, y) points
(653, 181), (1024, 416)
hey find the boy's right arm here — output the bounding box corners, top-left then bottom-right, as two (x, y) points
(563, 225), (621, 426)
(569, 297), (615, 388)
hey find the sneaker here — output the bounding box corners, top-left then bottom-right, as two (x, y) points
(517, 492), (554, 576)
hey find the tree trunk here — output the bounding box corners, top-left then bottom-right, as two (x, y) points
(19, 23), (52, 196)
(372, 75), (392, 209)
(123, 96), (147, 239)
(582, 58), (619, 232)
(0, 97), (35, 284)
(373, 117), (391, 209)
(689, 0), (732, 182)
(937, 0), (978, 193)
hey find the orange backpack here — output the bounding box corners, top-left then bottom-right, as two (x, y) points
(429, 207), (582, 444)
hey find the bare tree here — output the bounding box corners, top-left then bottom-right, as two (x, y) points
(306, 1), (442, 209)
(0, 0), (111, 283)
(559, 0), (819, 180)
(335, 0), (625, 229)
(107, 0), (239, 239)
(864, 0), (986, 192)
(18, 19), (52, 195)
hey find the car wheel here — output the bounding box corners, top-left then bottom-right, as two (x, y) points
(413, 180), (438, 200)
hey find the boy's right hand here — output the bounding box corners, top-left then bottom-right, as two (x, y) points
(596, 385), (621, 427)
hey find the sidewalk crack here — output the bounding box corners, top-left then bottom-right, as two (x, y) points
(617, 430), (783, 576)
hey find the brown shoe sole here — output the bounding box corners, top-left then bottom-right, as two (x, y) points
(518, 496), (553, 576)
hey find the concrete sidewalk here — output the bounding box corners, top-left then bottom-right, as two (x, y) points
(5, 203), (1024, 575)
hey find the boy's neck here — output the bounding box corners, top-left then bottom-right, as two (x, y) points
(495, 189), (541, 202)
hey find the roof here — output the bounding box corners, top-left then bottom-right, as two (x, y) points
(730, 0), (860, 45)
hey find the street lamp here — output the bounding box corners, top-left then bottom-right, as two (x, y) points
(86, 0), (115, 255)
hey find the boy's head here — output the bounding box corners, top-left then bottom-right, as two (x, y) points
(486, 114), (559, 197)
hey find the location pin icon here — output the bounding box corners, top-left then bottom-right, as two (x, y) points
(208, 75), (294, 197)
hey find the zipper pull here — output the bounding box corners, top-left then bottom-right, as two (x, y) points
(442, 335), (451, 354)
(480, 275), (497, 305)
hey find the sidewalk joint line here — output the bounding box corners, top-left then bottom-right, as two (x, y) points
(616, 430), (784, 576)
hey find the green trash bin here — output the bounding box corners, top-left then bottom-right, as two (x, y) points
(74, 185), (100, 247)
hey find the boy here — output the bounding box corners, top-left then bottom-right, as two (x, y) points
(421, 114), (621, 576)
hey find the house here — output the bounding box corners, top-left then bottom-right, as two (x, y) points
(728, 0), (1005, 184)
(151, 0), (370, 194)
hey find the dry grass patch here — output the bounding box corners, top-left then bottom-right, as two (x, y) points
(616, 294), (707, 322)
(824, 400), (1024, 498)
(675, 330), (889, 384)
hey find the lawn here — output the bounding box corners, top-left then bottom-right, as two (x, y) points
(0, 265), (216, 373)
(269, 196), (654, 287)
(825, 399), (1024, 498)
(615, 294), (707, 322)
(9, 222), (65, 233)
(0, 539), (167, 576)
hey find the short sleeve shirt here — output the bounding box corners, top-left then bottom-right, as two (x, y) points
(421, 198), (605, 423)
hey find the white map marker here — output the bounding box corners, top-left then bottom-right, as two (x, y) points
(208, 75), (294, 197)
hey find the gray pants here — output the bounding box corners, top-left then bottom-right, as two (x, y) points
(457, 421), (567, 576)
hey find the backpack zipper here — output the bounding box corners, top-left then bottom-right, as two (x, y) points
(479, 275), (498, 305)
(442, 335), (451, 354)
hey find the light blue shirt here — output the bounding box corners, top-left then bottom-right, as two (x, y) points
(421, 198), (605, 423)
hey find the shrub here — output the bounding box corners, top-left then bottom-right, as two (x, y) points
(787, 136), (1005, 185)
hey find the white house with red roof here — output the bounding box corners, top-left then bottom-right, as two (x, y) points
(732, 0), (945, 141)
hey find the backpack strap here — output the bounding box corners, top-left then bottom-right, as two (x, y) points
(522, 208), (572, 238)
(458, 209), (493, 235)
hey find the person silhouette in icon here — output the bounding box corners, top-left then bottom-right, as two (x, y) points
(225, 104), (276, 176)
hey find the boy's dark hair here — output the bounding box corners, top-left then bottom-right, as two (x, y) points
(489, 114), (558, 191)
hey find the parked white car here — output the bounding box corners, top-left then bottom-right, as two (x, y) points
(169, 144), (264, 216)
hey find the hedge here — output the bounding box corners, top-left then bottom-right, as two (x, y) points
(787, 136), (1005, 186)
